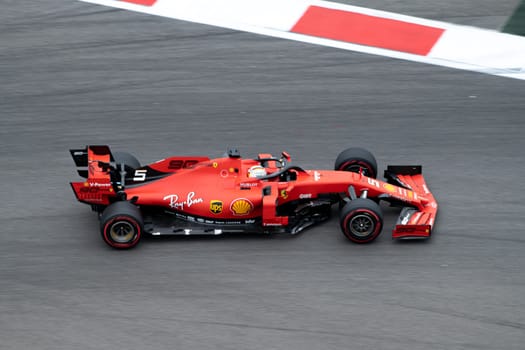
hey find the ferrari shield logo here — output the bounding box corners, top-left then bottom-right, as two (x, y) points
(210, 200), (223, 214)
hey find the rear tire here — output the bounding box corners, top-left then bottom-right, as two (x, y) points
(334, 147), (377, 178)
(339, 198), (383, 243)
(100, 201), (143, 249)
(113, 152), (141, 172)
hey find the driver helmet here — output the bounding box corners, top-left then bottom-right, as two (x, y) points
(248, 165), (267, 178)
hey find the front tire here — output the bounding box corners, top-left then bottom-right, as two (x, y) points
(334, 147), (377, 178)
(100, 201), (143, 249)
(339, 199), (383, 243)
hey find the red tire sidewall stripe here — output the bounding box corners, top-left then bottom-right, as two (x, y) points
(342, 209), (382, 243)
(338, 160), (374, 176)
(103, 215), (142, 249)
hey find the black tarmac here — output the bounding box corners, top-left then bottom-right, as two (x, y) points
(1, 1), (524, 349)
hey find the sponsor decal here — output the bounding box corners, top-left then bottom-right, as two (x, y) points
(88, 182), (112, 187)
(225, 220), (242, 225)
(168, 159), (199, 170)
(367, 178), (380, 188)
(240, 182), (258, 187)
(280, 190), (288, 199)
(163, 192), (203, 210)
(398, 187), (413, 197)
(230, 198), (254, 216)
(80, 187), (99, 193)
(213, 162), (218, 168)
(210, 200), (223, 214)
(314, 171), (321, 181)
(383, 183), (397, 192)
(84, 197), (103, 202)
(396, 227), (416, 233)
(299, 193), (312, 199)
(172, 213), (258, 226)
(214, 220), (243, 225)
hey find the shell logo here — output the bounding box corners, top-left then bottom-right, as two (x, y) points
(383, 183), (397, 193)
(230, 198), (254, 216)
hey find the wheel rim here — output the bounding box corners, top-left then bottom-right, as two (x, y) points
(349, 214), (375, 237)
(344, 164), (370, 176)
(109, 220), (136, 243)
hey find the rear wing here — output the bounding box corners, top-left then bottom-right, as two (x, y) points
(70, 145), (114, 178)
(70, 146), (116, 206)
(384, 165), (438, 239)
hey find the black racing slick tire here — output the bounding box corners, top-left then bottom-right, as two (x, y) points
(339, 198), (383, 243)
(113, 152), (141, 172)
(100, 201), (143, 249)
(334, 147), (378, 178)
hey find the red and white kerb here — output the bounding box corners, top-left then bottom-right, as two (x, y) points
(82, 0), (525, 80)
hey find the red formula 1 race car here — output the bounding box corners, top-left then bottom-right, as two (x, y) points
(70, 146), (437, 249)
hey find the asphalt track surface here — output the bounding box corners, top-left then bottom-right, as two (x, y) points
(1, 1), (525, 349)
